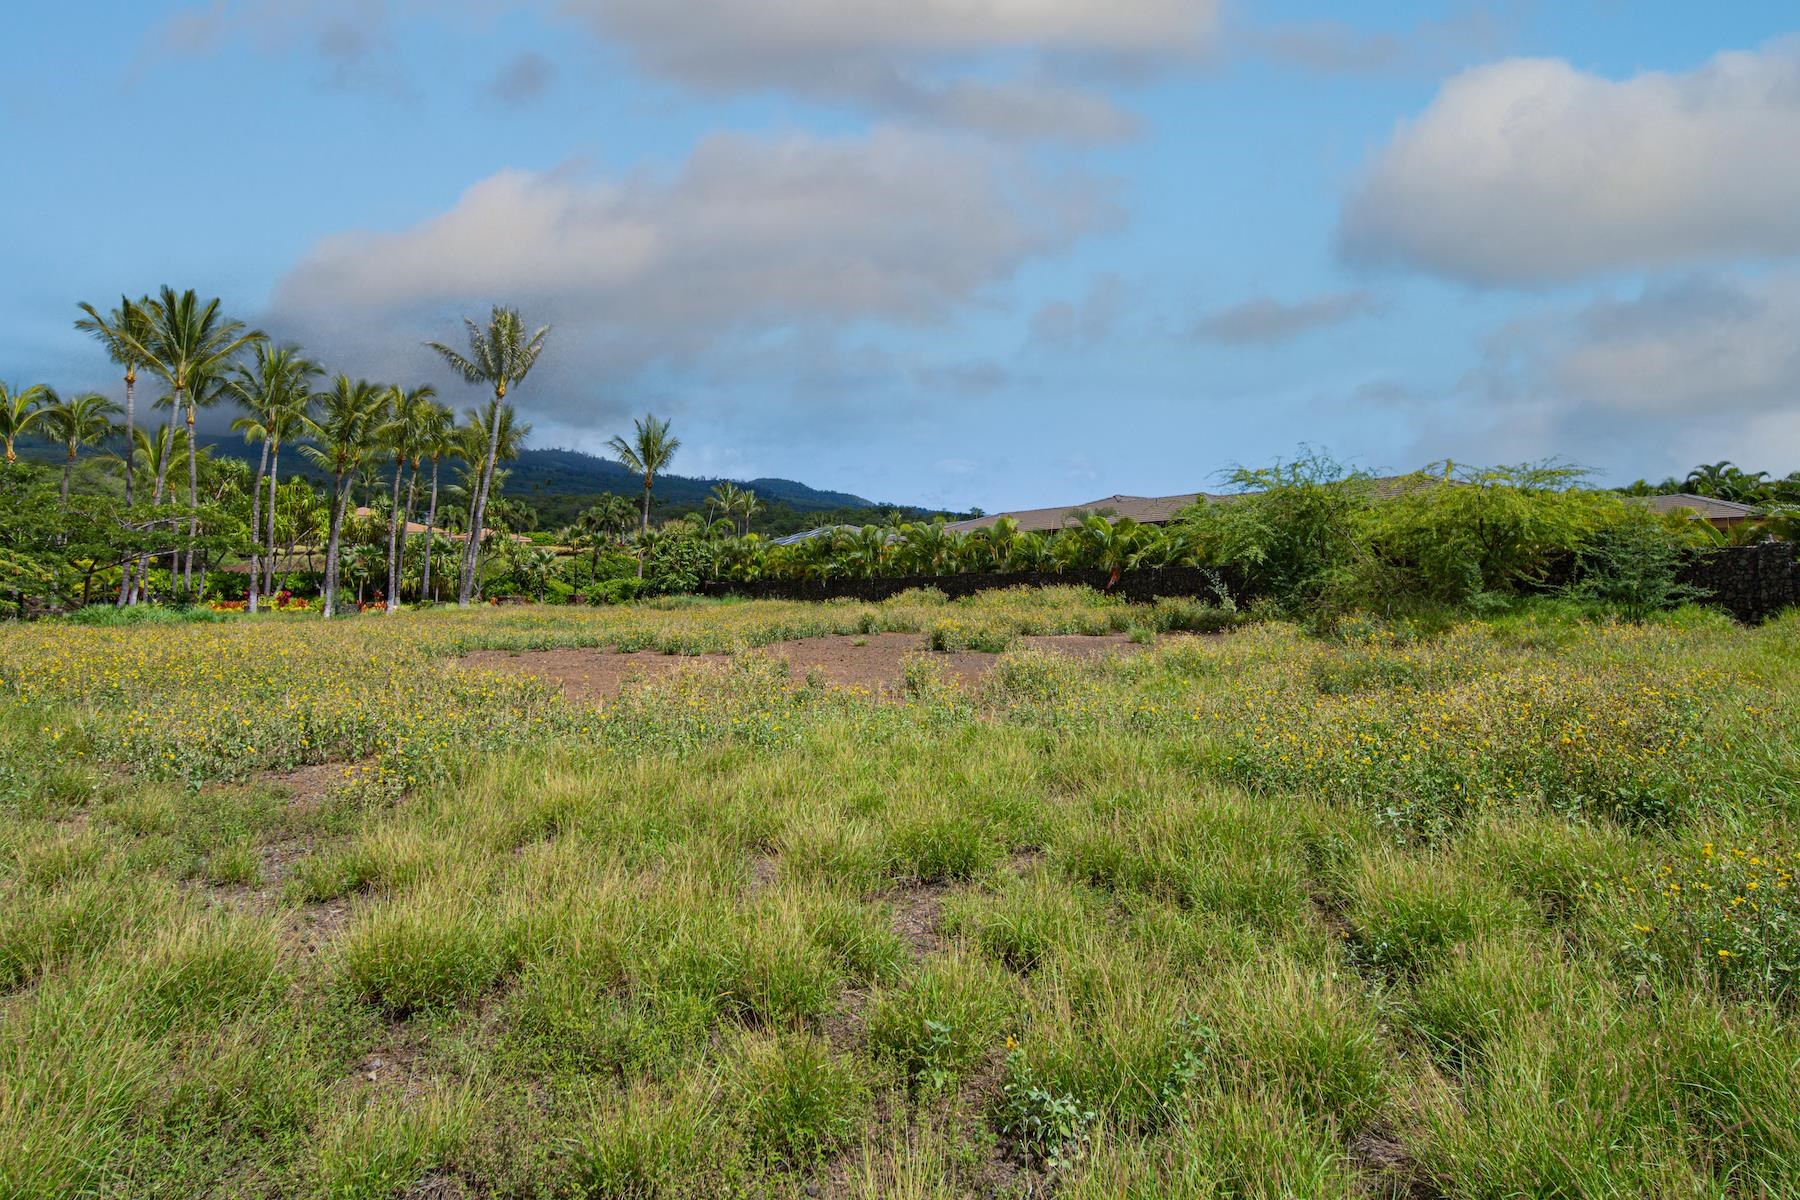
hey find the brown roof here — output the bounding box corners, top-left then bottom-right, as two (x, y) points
(948, 493), (1222, 534)
(1633, 494), (1763, 522)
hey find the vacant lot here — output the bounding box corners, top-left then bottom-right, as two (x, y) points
(2, 588), (1797, 1198)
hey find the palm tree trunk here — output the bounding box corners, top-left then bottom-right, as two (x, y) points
(386, 456), (404, 613)
(147, 418), (177, 598)
(248, 438), (269, 614)
(637, 478), (651, 579)
(120, 372), (135, 507)
(459, 400), (505, 606)
(266, 442), (281, 598)
(422, 457), (440, 604)
(184, 400), (199, 592)
(60, 451), (74, 508)
(323, 471), (349, 618)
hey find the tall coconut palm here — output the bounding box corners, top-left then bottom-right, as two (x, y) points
(425, 306), (550, 606)
(453, 400), (530, 598)
(606, 413), (680, 578)
(301, 376), (385, 618)
(0, 382), (49, 465)
(229, 346), (319, 613)
(74, 296), (154, 506)
(39, 391), (122, 507)
(113, 287), (265, 593)
(375, 385), (438, 612)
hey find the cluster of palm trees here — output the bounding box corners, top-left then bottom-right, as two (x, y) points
(699, 512), (1187, 586)
(0, 384), (121, 505)
(4, 289), (552, 615)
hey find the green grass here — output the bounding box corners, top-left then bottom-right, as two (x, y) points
(0, 592), (1797, 1195)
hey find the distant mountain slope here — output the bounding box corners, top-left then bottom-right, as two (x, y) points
(505, 448), (875, 512)
(199, 441), (890, 515)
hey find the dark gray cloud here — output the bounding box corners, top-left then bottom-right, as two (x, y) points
(489, 50), (556, 106)
(1245, 3), (1519, 77)
(1030, 273), (1128, 348)
(1339, 39), (1800, 285)
(1190, 290), (1379, 345)
(558, 0), (1220, 141)
(152, 0), (420, 97)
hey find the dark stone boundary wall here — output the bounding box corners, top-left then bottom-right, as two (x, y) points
(1680, 542), (1800, 623)
(700, 565), (1247, 606)
(702, 545), (1800, 624)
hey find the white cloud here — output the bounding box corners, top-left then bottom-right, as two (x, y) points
(1433, 271), (1800, 478)
(267, 128), (1116, 431)
(1190, 290), (1379, 344)
(1339, 39), (1800, 284)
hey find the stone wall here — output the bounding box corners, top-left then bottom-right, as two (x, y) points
(1679, 542), (1800, 623)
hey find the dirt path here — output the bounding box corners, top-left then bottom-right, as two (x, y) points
(459, 632), (1149, 702)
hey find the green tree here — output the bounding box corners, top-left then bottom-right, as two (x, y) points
(39, 391), (121, 507)
(301, 376), (386, 617)
(0, 382), (49, 466)
(74, 296), (154, 506)
(426, 306), (551, 607)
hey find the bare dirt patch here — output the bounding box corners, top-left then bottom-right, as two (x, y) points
(255, 761), (351, 811)
(460, 632), (1149, 702)
(886, 881), (952, 960)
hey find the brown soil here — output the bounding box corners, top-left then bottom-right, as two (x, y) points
(459, 632), (1147, 703)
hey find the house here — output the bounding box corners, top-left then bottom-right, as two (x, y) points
(946, 493), (1219, 535)
(950, 476), (1438, 535)
(1630, 494), (1764, 531)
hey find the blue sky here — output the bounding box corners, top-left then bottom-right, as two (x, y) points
(4, 2), (1798, 510)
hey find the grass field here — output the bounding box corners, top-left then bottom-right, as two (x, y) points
(2, 588), (1797, 1198)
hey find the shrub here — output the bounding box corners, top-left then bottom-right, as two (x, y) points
(1565, 506), (1703, 620)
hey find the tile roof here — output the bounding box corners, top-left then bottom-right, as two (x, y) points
(948, 475), (1440, 534)
(1633, 494), (1764, 521)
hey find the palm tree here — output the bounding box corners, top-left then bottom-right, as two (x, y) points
(606, 413), (681, 578)
(229, 345), (319, 613)
(708, 482), (744, 529)
(113, 287), (265, 592)
(39, 391), (122, 507)
(301, 376), (386, 618)
(375, 385), (438, 612)
(74, 296), (154, 506)
(736, 488), (761, 538)
(412, 402), (458, 604)
(454, 400), (530, 598)
(0, 382), (49, 465)
(425, 306), (550, 607)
